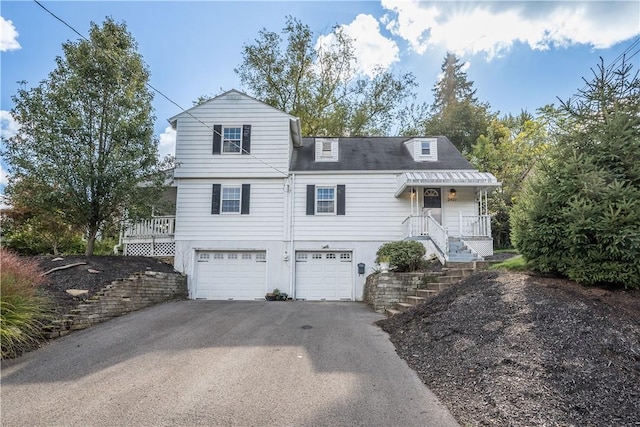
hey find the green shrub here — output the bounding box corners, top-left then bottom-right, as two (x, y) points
(1, 249), (51, 359)
(376, 241), (426, 272)
(511, 58), (640, 289)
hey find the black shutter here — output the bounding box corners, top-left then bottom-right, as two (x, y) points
(242, 124), (251, 154)
(337, 185), (346, 215)
(306, 185), (315, 215)
(211, 184), (221, 214)
(213, 125), (222, 154)
(241, 184), (250, 214)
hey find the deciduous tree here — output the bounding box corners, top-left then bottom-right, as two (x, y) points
(2, 18), (165, 256)
(235, 16), (418, 136)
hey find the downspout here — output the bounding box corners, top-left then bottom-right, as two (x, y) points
(289, 173), (296, 299)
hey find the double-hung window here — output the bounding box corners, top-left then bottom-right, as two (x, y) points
(421, 140), (431, 156)
(223, 127), (242, 153)
(221, 186), (241, 213)
(316, 187), (335, 214)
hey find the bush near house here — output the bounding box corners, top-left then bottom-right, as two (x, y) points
(0, 249), (51, 359)
(376, 241), (426, 272)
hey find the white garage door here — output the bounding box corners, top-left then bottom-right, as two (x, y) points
(195, 251), (266, 300)
(295, 251), (353, 301)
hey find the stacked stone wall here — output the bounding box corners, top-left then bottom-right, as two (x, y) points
(45, 271), (187, 338)
(364, 272), (440, 313)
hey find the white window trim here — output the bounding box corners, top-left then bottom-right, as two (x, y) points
(222, 125), (242, 154)
(315, 186), (336, 215)
(408, 138), (438, 162)
(220, 185), (242, 214)
(314, 138), (339, 162)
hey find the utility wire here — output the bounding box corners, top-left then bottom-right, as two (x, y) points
(33, 0), (290, 177)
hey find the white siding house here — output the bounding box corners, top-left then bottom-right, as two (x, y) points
(124, 89), (500, 301)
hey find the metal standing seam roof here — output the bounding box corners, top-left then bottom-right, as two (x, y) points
(395, 171), (501, 197)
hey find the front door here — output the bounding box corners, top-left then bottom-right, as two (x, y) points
(423, 188), (442, 224)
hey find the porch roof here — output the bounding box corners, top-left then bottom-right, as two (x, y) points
(395, 171), (501, 197)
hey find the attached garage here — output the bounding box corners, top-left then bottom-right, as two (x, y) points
(295, 251), (353, 301)
(195, 251), (266, 300)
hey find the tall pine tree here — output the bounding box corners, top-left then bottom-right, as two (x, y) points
(425, 53), (493, 153)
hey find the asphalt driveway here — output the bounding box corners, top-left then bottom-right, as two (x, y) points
(1, 301), (459, 427)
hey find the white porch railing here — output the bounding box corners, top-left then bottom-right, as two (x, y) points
(402, 213), (450, 257)
(124, 216), (175, 238)
(459, 213), (492, 238)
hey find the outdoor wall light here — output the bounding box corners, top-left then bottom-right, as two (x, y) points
(448, 188), (457, 201)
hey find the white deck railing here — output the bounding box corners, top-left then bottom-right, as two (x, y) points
(459, 213), (492, 238)
(124, 216), (175, 238)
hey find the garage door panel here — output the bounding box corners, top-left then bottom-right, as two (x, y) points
(196, 251), (266, 300)
(295, 251), (352, 301)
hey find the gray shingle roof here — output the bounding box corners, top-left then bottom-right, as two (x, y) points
(290, 136), (474, 171)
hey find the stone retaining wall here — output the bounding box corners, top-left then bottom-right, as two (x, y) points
(364, 272), (440, 313)
(45, 271), (187, 338)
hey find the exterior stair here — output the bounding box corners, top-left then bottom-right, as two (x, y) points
(385, 262), (476, 317)
(448, 238), (482, 262)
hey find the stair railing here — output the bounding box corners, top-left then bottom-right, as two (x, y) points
(425, 213), (449, 258)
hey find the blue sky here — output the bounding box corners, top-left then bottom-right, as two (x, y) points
(1, 0), (639, 189)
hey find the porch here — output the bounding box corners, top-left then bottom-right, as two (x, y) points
(121, 216), (176, 257)
(395, 171), (500, 264)
(402, 213), (493, 263)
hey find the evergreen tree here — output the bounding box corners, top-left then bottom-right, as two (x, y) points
(424, 53), (493, 153)
(511, 57), (640, 288)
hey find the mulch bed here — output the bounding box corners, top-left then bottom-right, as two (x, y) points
(35, 255), (177, 317)
(377, 271), (640, 426)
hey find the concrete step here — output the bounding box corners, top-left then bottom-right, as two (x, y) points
(406, 296), (427, 306)
(440, 268), (474, 277)
(416, 289), (439, 299)
(424, 282), (454, 291)
(434, 275), (464, 284)
(445, 261), (477, 269)
(394, 302), (414, 312)
(385, 308), (402, 317)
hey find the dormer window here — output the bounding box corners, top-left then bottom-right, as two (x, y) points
(421, 140), (431, 156)
(322, 141), (332, 155)
(315, 138), (339, 162)
(406, 138), (438, 162)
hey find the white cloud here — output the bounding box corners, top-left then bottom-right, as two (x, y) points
(0, 110), (20, 141)
(0, 16), (21, 52)
(158, 126), (176, 158)
(382, 1), (640, 60)
(316, 14), (400, 77)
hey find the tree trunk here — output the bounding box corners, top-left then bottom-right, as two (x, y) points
(85, 230), (97, 256)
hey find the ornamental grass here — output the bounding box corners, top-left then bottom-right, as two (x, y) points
(1, 249), (51, 359)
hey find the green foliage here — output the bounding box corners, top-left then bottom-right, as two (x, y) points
(0, 249), (51, 359)
(424, 53), (494, 153)
(511, 57), (640, 288)
(470, 113), (549, 248)
(2, 18), (166, 256)
(376, 241), (426, 272)
(487, 256), (528, 271)
(235, 16), (418, 136)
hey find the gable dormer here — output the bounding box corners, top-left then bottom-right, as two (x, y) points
(314, 138), (339, 162)
(406, 137), (438, 162)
